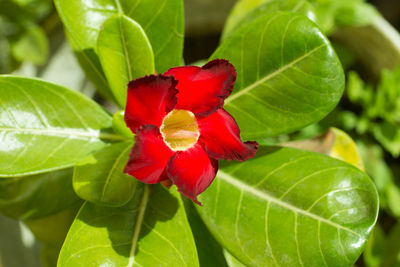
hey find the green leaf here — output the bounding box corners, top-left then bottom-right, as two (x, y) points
(112, 111), (134, 138)
(58, 184), (199, 266)
(222, 0), (315, 40)
(212, 12), (345, 140)
(0, 168), (81, 220)
(0, 76), (126, 177)
(183, 199), (228, 267)
(11, 25), (49, 65)
(372, 122), (400, 158)
(197, 147), (378, 266)
(73, 141), (136, 207)
(55, 0), (184, 97)
(97, 14), (155, 107)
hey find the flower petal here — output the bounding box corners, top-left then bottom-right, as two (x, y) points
(164, 59), (236, 117)
(124, 75), (178, 133)
(167, 143), (218, 204)
(198, 109), (258, 161)
(124, 125), (174, 184)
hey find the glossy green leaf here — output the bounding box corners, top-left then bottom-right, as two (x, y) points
(222, 0), (315, 40)
(55, 0), (183, 98)
(0, 169), (81, 220)
(97, 14), (154, 107)
(58, 184), (198, 266)
(197, 147), (378, 266)
(0, 76), (127, 177)
(212, 12), (345, 140)
(73, 141), (136, 207)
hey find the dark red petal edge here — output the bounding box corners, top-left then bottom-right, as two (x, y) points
(197, 108), (258, 161)
(197, 59), (237, 117)
(124, 74), (178, 133)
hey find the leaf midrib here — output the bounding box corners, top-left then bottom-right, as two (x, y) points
(127, 185), (150, 267)
(225, 43), (327, 104)
(217, 170), (362, 238)
(0, 127), (128, 141)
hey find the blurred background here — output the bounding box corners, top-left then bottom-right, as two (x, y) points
(1, 0), (400, 266)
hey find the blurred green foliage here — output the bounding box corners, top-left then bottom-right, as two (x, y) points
(345, 68), (400, 158)
(309, 0), (379, 34)
(0, 0), (52, 73)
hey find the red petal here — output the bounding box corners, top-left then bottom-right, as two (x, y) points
(166, 143), (218, 204)
(164, 59), (236, 117)
(124, 75), (178, 133)
(197, 109), (258, 161)
(124, 125), (174, 184)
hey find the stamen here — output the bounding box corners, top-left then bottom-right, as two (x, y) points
(160, 109), (200, 151)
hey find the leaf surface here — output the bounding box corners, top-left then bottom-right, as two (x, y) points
(222, 0), (315, 40)
(197, 147), (378, 266)
(73, 141), (136, 207)
(58, 184), (199, 267)
(212, 12), (345, 139)
(0, 76), (125, 176)
(97, 15), (154, 107)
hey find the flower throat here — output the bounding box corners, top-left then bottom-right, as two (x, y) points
(160, 109), (200, 151)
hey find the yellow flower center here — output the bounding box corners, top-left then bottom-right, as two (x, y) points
(160, 109), (200, 151)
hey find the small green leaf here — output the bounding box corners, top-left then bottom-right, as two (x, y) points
(73, 141), (136, 207)
(212, 12), (345, 140)
(98, 15), (154, 107)
(372, 122), (400, 158)
(0, 76), (127, 177)
(58, 184), (199, 266)
(197, 147), (378, 266)
(0, 169), (81, 220)
(222, 0), (315, 40)
(11, 25), (49, 65)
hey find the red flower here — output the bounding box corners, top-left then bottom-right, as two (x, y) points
(124, 59), (258, 204)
